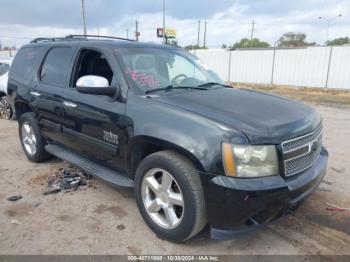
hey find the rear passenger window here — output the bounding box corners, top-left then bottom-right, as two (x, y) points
(9, 47), (42, 81)
(40, 47), (74, 87)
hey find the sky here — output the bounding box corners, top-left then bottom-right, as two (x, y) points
(0, 0), (349, 48)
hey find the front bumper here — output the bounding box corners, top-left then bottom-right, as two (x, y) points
(201, 147), (328, 240)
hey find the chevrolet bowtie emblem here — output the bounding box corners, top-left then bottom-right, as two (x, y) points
(309, 140), (319, 153)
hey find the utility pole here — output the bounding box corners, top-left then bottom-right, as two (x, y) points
(197, 20), (201, 47)
(162, 0), (166, 44)
(81, 0), (87, 35)
(325, 45), (334, 88)
(250, 20), (255, 47)
(135, 20), (139, 42)
(96, 24), (100, 37)
(271, 41), (277, 85)
(326, 20), (331, 42)
(203, 21), (207, 48)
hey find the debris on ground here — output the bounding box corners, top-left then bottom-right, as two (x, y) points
(33, 202), (41, 208)
(325, 202), (350, 211)
(117, 224), (126, 230)
(326, 208), (345, 212)
(27, 170), (53, 186)
(7, 195), (22, 202)
(43, 168), (93, 195)
(330, 167), (345, 173)
(43, 189), (61, 195)
(10, 219), (21, 225)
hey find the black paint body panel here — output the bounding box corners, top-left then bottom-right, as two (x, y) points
(7, 39), (328, 239)
(206, 148), (328, 239)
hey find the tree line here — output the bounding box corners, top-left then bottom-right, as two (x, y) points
(185, 32), (350, 50)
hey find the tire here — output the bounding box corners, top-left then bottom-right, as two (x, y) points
(18, 112), (51, 162)
(0, 96), (13, 120)
(135, 150), (207, 242)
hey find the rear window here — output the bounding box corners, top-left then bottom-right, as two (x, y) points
(40, 47), (74, 87)
(10, 46), (43, 81)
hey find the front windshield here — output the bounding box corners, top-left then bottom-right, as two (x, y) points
(115, 48), (223, 92)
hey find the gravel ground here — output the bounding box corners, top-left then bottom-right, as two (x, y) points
(0, 102), (349, 255)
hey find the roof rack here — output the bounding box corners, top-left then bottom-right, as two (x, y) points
(30, 34), (135, 44)
(30, 37), (68, 43)
(65, 34), (135, 42)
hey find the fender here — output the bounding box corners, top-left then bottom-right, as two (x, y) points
(8, 77), (37, 117)
(126, 94), (248, 175)
(12, 91), (36, 119)
(126, 135), (206, 175)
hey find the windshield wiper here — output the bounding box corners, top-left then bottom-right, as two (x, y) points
(197, 82), (232, 88)
(145, 85), (208, 94)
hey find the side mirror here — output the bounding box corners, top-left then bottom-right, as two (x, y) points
(76, 75), (117, 96)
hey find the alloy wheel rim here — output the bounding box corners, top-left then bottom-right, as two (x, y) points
(141, 168), (184, 229)
(0, 98), (12, 120)
(21, 122), (37, 156)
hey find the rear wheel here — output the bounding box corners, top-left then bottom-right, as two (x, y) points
(0, 96), (13, 120)
(135, 150), (206, 242)
(19, 112), (51, 162)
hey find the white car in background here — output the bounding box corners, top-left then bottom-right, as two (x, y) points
(0, 58), (14, 119)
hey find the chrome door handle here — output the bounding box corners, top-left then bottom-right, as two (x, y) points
(30, 91), (41, 97)
(63, 101), (78, 108)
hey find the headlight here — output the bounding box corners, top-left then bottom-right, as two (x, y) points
(222, 143), (279, 177)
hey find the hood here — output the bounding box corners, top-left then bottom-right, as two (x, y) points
(149, 88), (321, 144)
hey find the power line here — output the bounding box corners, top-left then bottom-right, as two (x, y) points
(199, 19), (350, 26)
(318, 14), (343, 42)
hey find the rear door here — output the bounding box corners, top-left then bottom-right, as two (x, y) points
(34, 46), (76, 144)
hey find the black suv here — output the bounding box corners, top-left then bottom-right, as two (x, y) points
(7, 35), (328, 242)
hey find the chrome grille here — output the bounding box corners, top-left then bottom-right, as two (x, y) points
(282, 127), (323, 177)
(282, 125), (322, 153)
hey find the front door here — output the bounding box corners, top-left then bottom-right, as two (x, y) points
(60, 48), (129, 171)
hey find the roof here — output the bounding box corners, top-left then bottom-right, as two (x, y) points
(23, 35), (178, 50)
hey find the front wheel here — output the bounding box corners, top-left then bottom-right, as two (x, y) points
(135, 150), (207, 242)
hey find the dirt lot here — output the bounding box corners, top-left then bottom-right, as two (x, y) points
(234, 83), (350, 107)
(0, 92), (349, 255)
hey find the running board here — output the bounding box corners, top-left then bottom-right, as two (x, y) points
(45, 144), (134, 188)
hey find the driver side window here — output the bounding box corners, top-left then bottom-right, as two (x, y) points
(167, 55), (206, 82)
(73, 49), (114, 87)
